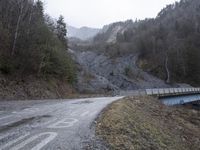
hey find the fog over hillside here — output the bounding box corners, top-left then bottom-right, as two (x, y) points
(67, 25), (100, 40)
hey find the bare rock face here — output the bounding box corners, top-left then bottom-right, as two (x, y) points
(95, 20), (135, 44)
(70, 49), (169, 93)
(76, 70), (119, 93)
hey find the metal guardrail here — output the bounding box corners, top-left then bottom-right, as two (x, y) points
(119, 90), (146, 96)
(119, 88), (200, 105)
(146, 88), (200, 96)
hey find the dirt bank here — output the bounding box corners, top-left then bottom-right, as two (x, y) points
(96, 96), (200, 150)
(0, 74), (75, 100)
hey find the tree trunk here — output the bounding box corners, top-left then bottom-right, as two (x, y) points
(165, 54), (170, 83)
(11, 1), (24, 56)
(152, 36), (156, 54)
(27, 0), (34, 35)
(37, 55), (45, 76)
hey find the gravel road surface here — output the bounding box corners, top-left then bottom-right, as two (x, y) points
(0, 97), (123, 150)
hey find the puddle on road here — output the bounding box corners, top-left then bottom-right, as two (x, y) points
(0, 115), (52, 132)
(72, 100), (93, 105)
(21, 107), (30, 110)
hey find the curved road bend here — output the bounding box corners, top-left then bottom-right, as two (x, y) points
(0, 97), (123, 150)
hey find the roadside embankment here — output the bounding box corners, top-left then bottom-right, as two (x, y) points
(96, 96), (200, 150)
(0, 74), (75, 100)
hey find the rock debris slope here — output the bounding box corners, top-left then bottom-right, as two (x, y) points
(70, 49), (169, 93)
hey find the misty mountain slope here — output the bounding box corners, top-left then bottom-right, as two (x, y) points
(93, 20), (135, 43)
(67, 25), (100, 40)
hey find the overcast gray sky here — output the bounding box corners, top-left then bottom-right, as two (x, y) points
(44, 0), (179, 28)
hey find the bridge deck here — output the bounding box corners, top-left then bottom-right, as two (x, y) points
(119, 88), (200, 105)
(146, 88), (200, 96)
(161, 94), (200, 106)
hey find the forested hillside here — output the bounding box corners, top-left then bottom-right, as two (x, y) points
(92, 0), (200, 86)
(1, 0), (199, 99)
(135, 0), (200, 85)
(0, 0), (76, 83)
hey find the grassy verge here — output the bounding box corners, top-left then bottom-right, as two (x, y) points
(96, 96), (200, 150)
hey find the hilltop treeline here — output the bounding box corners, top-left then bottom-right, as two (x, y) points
(134, 0), (200, 85)
(92, 0), (200, 86)
(0, 0), (76, 83)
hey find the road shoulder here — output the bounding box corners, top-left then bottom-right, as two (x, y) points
(96, 96), (200, 150)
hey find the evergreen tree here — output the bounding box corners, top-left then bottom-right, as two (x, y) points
(0, 0), (76, 83)
(56, 15), (67, 48)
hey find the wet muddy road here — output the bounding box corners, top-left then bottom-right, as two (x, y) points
(0, 97), (123, 150)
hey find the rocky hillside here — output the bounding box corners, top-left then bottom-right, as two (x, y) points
(72, 0), (200, 90)
(69, 49), (172, 93)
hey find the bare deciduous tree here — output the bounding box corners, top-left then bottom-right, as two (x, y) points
(11, 0), (24, 56)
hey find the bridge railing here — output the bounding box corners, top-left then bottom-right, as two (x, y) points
(146, 88), (200, 96)
(119, 90), (146, 96)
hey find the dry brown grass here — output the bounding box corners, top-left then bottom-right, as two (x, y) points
(96, 96), (200, 150)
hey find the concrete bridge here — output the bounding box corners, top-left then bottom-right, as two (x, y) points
(146, 88), (200, 106)
(120, 87), (200, 106)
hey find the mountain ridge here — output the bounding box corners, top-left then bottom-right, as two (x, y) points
(67, 25), (100, 40)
